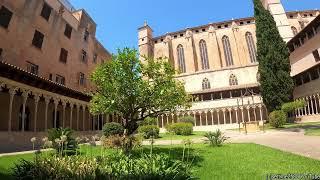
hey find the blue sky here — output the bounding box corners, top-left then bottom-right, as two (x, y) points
(69, 0), (319, 54)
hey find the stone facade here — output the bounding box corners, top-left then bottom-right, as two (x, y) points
(138, 0), (320, 130)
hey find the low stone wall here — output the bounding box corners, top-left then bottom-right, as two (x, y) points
(299, 115), (320, 123)
(0, 131), (102, 153)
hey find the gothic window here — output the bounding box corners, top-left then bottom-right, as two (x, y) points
(199, 40), (209, 70)
(202, 78), (211, 90)
(245, 32), (257, 63)
(0, 6), (13, 29)
(222, 36), (234, 66)
(229, 74), (238, 86)
(177, 44), (186, 73)
(291, 26), (298, 36)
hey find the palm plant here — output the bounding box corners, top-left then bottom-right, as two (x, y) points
(204, 129), (229, 147)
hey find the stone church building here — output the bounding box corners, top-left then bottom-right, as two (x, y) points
(138, 0), (320, 131)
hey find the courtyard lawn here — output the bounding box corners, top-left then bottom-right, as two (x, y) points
(158, 131), (206, 140)
(1, 143), (320, 179)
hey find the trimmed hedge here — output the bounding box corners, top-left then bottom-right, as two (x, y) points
(166, 122), (193, 136)
(269, 110), (287, 128)
(178, 116), (195, 126)
(102, 122), (124, 137)
(138, 125), (159, 139)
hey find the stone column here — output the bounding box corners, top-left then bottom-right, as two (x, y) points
(82, 105), (86, 131)
(316, 94), (319, 114)
(62, 101), (66, 128)
(235, 108), (239, 124)
(228, 108), (232, 124)
(21, 91), (29, 132)
(205, 111), (208, 126)
(69, 103), (73, 129)
(53, 99), (59, 128)
(253, 106), (257, 121)
(44, 96), (50, 130)
(310, 96), (314, 115)
(247, 107), (251, 122)
(161, 115), (164, 128)
(259, 105), (263, 121)
(199, 111), (202, 126)
(193, 112), (196, 126)
(222, 109), (226, 125)
(306, 97), (309, 115)
(33, 94), (40, 132)
(241, 107), (244, 123)
(171, 113), (174, 124)
(8, 88), (17, 131)
(76, 104), (80, 131)
(217, 109), (220, 125)
(210, 110), (214, 125)
(166, 114), (169, 125)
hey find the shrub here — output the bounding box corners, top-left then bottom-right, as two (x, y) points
(138, 125), (160, 139)
(204, 129), (229, 147)
(102, 122), (124, 137)
(166, 122), (193, 136)
(269, 110), (287, 128)
(178, 116), (195, 125)
(281, 100), (305, 113)
(101, 135), (141, 152)
(47, 128), (77, 155)
(141, 117), (158, 126)
(13, 152), (192, 180)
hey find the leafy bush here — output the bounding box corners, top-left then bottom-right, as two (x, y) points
(13, 152), (192, 180)
(47, 128), (77, 155)
(141, 117), (158, 126)
(138, 125), (160, 139)
(166, 122), (193, 136)
(204, 129), (229, 147)
(269, 110), (287, 128)
(178, 116), (195, 125)
(281, 100), (305, 113)
(101, 135), (141, 152)
(102, 122), (124, 137)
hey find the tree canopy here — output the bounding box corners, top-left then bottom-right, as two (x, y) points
(90, 48), (191, 134)
(254, 0), (294, 111)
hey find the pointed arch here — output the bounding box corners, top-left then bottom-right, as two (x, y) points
(245, 32), (257, 63)
(229, 74), (238, 86)
(199, 40), (210, 70)
(222, 36), (234, 66)
(202, 78), (211, 90)
(291, 26), (298, 35)
(177, 44), (186, 73)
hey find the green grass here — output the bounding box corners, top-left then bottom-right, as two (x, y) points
(158, 131), (206, 140)
(1, 143), (320, 179)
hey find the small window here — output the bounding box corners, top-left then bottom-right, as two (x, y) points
(224, 24), (228, 28)
(0, 48), (2, 57)
(240, 22), (244, 25)
(49, 73), (53, 81)
(79, 72), (85, 86)
(59, 48), (68, 63)
(195, 30), (199, 33)
(247, 21), (251, 24)
(81, 50), (87, 63)
(229, 74), (238, 86)
(313, 50), (320, 62)
(26, 61), (39, 75)
(289, 15), (294, 18)
(180, 34), (183, 37)
(173, 35), (177, 38)
(93, 53), (97, 63)
(84, 29), (89, 42)
(218, 25), (221, 29)
(310, 14), (314, 17)
(0, 6), (13, 29)
(154, 40), (158, 43)
(40, 3), (52, 21)
(202, 28), (206, 32)
(304, 14), (308, 17)
(202, 78), (211, 90)
(64, 24), (72, 39)
(32, 30), (44, 49)
(56, 74), (65, 85)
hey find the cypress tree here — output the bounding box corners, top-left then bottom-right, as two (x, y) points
(253, 0), (294, 112)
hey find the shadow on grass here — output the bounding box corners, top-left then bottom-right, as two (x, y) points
(278, 124), (320, 133)
(0, 168), (13, 180)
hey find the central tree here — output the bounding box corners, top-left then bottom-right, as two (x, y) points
(253, 0), (294, 112)
(90, 48), (190, 134)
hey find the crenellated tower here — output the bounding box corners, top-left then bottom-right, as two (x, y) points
(138, 21), (154, 60)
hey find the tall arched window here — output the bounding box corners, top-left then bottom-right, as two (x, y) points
(202, 78), (211, 90)
(199, 40), (209, 70)
(229, 74), (238, 86)
(291, 26), (298, 35)
(245, 32), (257, 63)
(222, 36), (234, 66)
(177, 45), (186, 73)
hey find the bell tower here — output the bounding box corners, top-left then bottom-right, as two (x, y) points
(260, 0), (294, 42)
(138, 21), (154, 60)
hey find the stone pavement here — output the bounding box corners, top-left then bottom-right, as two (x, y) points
(144, 130), (320, 160)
